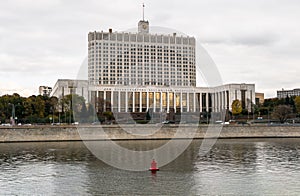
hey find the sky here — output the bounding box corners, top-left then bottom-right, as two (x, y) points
(0, 0), (299, 98)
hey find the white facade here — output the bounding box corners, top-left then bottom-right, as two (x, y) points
(88, 21), (196, 87)
(88, 84), (255, 113)
(277, 89), (300, 99)
(88, 20), (255, 113)
(50, 79), (89, 102)
(39, 86), (52, 96)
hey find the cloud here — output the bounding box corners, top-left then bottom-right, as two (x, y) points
(199, 33), (280, 46)
(229, 33), (279, 46)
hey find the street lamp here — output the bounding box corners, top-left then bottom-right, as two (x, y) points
(69, 100), (72, 124)
(15, 116), (18, 125)
(50, 106), (55, 124)
(268, 107), (270, 124)
(8, 103), (20, 126)
(206, 111), (209, 124)
(252, 102), (255, 121)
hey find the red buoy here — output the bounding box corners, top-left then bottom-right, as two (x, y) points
(149, 159), (159, 172)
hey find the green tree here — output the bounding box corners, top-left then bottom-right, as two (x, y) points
(35, 95), (45, 118)
(79, 103), (88, 122)
(60, 94), (86, 123)
(146, 110), (151, 120)
(231, 99), (242, 117)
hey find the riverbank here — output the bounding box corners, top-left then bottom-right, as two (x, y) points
(1, 124), (300, 142)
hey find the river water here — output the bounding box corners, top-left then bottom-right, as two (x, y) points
(1, 138), (300, 195)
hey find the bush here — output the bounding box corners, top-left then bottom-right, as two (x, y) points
(135, 120), (150, 124)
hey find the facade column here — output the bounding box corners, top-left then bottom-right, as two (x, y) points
(200, 93), (202, 112)
(213, 93), (216, 112)
(206, 93), (209, 112)
(111, 91), (114, 111)
(174, 92), (176, 113)
(139, 91), (142, 112)
(193, 92), (196, 112)
(146, 91), (149, 111)
(125, 91), (128, 112)
(167, 92), (170, 113)
(223, 91), (226, 110)
(217, 92), (220, 112)
(103, 91), (106, 112)
(95, 91), (98, 114)
(118, 91), (121, 112)
(210, 93), (213, 112)
(153, 92), (156, 112)
(218, 92), (221, 112)
(160, 92), (163, 112)
(215, 93), (217, 112)
(217, 92), (219, 112)
(220, 92), (223, 111)
(187, 93), (190, 112)
(225, 91), (227, 110)
(216, 92), (219, 112)
(180, 92), (183, 112)
(220, 92), (222, 110)
(132, 92), (135, 112)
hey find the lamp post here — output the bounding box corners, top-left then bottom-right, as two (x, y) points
(206, 111), (209, 124)
(8, 103), (20, 126)
(50, 106), (55, 124)
(69, 100), (72, 124)
(252, 102), (255, 121)
(268, 107), (270, 124)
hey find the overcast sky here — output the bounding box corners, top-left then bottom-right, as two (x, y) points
(0, 0), (299, 98)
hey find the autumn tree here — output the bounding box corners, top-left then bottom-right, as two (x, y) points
(231, 99), (243, 118)
(294, 96), (300, 115)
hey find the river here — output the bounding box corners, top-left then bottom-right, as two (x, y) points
(1, 138), (300, 195)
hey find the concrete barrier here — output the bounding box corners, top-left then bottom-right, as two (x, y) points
(1, 124), (300, 142)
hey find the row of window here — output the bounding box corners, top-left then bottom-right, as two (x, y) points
(88, 33), (195, 45)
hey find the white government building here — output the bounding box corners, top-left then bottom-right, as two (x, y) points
(87, 19), (255, 114)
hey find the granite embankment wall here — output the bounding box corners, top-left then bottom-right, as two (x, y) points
(1, 125), (300, 142)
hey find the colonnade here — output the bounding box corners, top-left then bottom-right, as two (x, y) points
(90, 89), (231, 113)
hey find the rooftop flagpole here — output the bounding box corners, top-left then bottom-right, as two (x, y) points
(142, 3), (145, 21)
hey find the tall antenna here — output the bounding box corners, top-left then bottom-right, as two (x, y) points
(142, 3), (145, 21)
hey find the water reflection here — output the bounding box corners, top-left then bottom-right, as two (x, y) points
(0, 139), (300, 195)
(192, 139), (300, 195)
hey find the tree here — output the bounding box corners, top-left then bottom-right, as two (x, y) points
(79, 103), (88, 123)
(272, 105), (292, 123)
(146, 110), (151, 120)
(294, 96), (300, 114)
(61, 94), (86, 123)
(103, 111), (114, 121)
(231, 99), (242, 117)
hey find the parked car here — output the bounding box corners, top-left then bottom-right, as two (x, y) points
(1, 123), (11, 126)
(91, 122), (101, 125)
